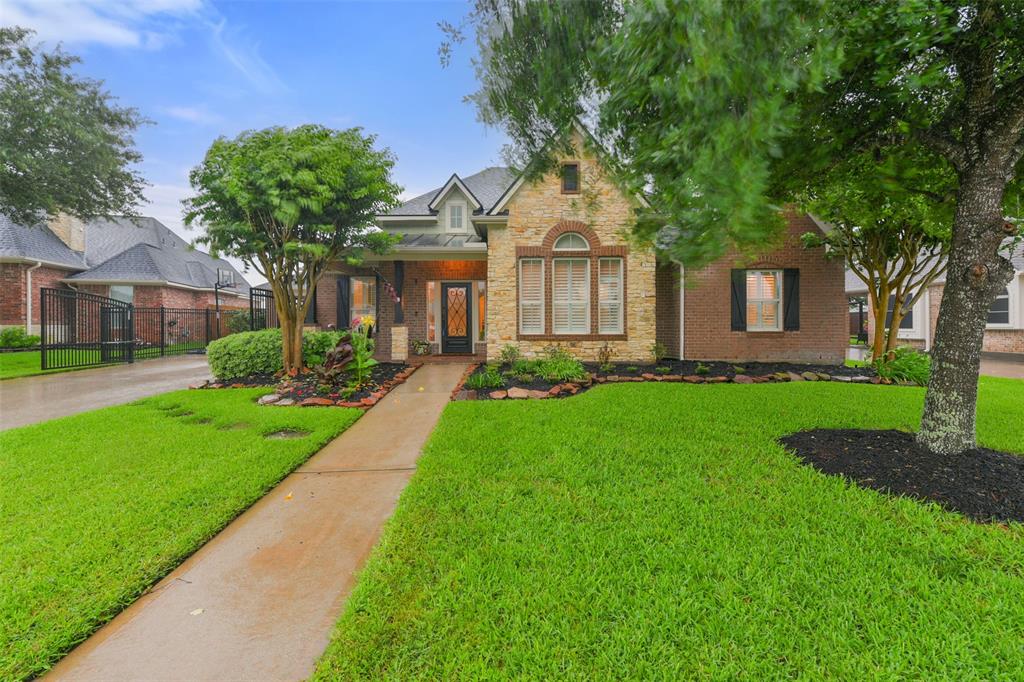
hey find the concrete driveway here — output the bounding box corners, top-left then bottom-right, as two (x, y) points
(0, 355), (212, 430)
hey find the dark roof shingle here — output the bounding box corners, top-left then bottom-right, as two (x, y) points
(387, 167), (516, 216)
(0, 214), (85, 269)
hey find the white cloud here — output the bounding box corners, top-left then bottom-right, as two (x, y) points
(207, 18), (285, 94)
(4, 0), (203, 49)
(162, 105), (221, 124)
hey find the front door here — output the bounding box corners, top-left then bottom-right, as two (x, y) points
(441, 282), (472, 354)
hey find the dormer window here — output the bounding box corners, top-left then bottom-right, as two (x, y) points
(561, 163), (580, 194)
(448, 202), (465, 230)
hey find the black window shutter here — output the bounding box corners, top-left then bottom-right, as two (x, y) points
(393, 261), (404, 323)
(336, 276), (351, 329)
(730, 269), (746, 331)
(783, 268), (800, 331)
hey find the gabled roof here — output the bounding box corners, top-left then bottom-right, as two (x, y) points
(62, 216), (249, 295)
(0, 214), (86, 269)
(385, 167), (517, 216)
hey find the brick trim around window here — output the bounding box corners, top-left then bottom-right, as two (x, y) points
(515, 222), (629, 341)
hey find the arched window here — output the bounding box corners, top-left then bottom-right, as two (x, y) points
(553, 232), (589, 251)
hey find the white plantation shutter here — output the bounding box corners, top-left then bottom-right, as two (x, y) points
(598, 258), (623, 333)
(519, 259), (544, 334)
(553, 258), (590, 334)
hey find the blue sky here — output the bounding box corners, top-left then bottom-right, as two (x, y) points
(4, 0), (508, 282)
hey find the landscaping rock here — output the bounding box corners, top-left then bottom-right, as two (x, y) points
(300, 397), (335, 407)
(258, 394), (281, 405)
(230, 383), (245, 389)
(832, 375), (852, 382)
(801, 371), (819, 381)
(706, 376), (728, 383)
(733, 374), (754, 384)
(682, 375), (705, 383)
(565, 383), (580, 394)
(816, 372), (832, 381)
(752, 376), (770, 383)
(606, 375), (621, 382)
(663, 375), (682, 382)
(454, 389), (478, 401)
(528, 390), (550, 399)
(507, 387), (530, 399)
(337, 401), (363, 408)
(852, 375), (872, 383)
(489, 390), (508, 400)
(209, 383), (223, 389)
(275, 398), (295, 406)
(189, 381), (208, 390)
(870, 376), (882, 384)
(360, 397), (377, 407)
(641, 373), (656, 380)
(773, 372), (790, 381)
(548, 385), (563, 396)
(594, 376), (606, 383)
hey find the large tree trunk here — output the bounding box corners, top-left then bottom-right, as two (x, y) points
(916, 169), (1013, 455)
(868, 290), (887, 359)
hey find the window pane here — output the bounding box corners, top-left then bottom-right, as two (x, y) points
(761, 302), (779, 328)
(351, 277), (376, 321)
(519, 259), (543, 334)
(554, 232), (588, 250)
(553, 258), (589, 334)
(449, 204), (463, 229)
(988, 288), (1010, 324)
(562, 164), (579, 192)
(109, 285), (133, 304)
(746, 301), (759, 327)
(426, 281), (436, 342)
(598, 258), (622, 333)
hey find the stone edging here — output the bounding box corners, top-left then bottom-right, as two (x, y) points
(454, 368), (902, 402)
(192, 365), (419, 409)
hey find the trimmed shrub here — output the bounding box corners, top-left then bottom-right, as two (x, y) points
(537, 346), (587, 382)
(0, 327), (40, 348)
(206, 328), (343, 379)
(466, 366), (506, 390)
(226, 310), (252, 334)
(874, 346), (931, 386)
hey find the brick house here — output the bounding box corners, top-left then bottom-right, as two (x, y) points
(846, 244), (1024, 357)
(0, 214), (249, 334)
(314, 131), (847, 364)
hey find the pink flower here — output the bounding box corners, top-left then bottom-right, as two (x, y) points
(351, 316), (361, 329)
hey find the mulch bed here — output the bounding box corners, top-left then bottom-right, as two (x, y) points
(457, 360), (885, 401)
(196, 362), (416, 408)
(780, 429), (1024, 524)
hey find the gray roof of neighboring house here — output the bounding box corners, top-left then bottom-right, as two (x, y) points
(845, 240), (1024, 294)
(62, 216), (249, 296)
(386, 167), (517, 216)
(0, 214), (86, 269)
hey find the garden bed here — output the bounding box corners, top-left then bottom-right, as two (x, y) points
(198, 362), (416, 408)
(456, 359), (883, 401)
(780, 428), (1024, 524)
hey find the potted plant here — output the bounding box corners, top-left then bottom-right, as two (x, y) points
(412, 339), (431, 356)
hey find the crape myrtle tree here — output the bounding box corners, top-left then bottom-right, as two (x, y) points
(447, 0), (1023, 455)
(185, 125), (401, 373)
(0, 27), (146, 224)
(798, 148), (954, 360)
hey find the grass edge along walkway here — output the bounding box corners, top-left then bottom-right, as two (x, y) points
(314, 377), (1023, 680)
(0, 388), (361, 680)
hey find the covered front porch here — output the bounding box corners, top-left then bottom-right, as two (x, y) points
(314, 239), (488, 362)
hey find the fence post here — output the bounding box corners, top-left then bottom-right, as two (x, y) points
(205, 308), (211, 346)
(40, 289), (48, 370)
(126, 304), (135, 364)
(160, 306), (166, 357)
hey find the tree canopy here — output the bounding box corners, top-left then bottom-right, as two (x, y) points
(0, 27), (147, 225)
(185, 124), (401, 371)
(452, 0), (1023, 454)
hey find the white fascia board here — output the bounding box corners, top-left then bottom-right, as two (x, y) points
(0, 256), (84, 270)
(428, 174), (482, 211)
(488, 175), (525, 215)
(376, 215), (438, 223)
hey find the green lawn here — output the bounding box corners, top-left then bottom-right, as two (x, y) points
(315, 377), (1024, 680)
(0, 389), (360, 680)
(0, 351), (98, 379)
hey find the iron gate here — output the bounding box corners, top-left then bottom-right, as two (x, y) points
(249, 288), (278, 330)
(39, 288), (220, 371)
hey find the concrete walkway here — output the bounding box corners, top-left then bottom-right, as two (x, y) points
(0, 355), (212, 430)
(47, 362), (466, 682)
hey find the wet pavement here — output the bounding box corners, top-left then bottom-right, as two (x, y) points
(0, 355), (213, 430)
(46, 362), (467, 682)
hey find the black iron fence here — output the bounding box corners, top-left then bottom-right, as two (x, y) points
(250, 288), (277, 330)
(40, 288), (225, 371)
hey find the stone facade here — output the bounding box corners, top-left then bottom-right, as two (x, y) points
(681, 212), (848, 363)
(486, 134), (657, 361)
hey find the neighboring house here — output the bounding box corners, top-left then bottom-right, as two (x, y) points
(845, 243), (1024, 357)
(0, 214), (250, 334)
(313, 130), (847, 364)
